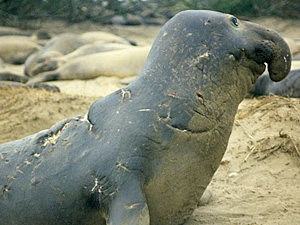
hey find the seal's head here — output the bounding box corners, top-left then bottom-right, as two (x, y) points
(141, 10), (291, 100)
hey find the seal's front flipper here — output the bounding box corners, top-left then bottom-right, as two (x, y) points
(108, 177), (150, 225)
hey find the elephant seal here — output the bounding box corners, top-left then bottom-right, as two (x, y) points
(26, 46), (151, 83)
(0, 35), (33, 42)
(25, 32), (135, 76)
(80, 31), (135, 45)
(0, 40), (41, 64)
(0, 10), (291, 225)
(284, 38), (300, 56)
(52, 42), (132, 65)
(0, 34), (50, 46)
(27, 42), (133, 74)
(0, 26), (31, 36)
(24, 33), (87, 76)
(249, 69), (300, 97)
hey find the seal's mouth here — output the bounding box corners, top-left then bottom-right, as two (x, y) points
(251, 58), (266, 75)
(239, 50), (266, 83)
(248, 60), (266, 83)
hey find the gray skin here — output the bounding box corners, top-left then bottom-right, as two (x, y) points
(0, 10), (291, 225)
(24, 33), (87, 76)
(249, 69), (300, 97)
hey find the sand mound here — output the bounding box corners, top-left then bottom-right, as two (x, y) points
(0, 87), (97, 143)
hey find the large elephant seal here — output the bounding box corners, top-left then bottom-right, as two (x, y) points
(27, 46), (151, 83)
(0, 10), (291, 225)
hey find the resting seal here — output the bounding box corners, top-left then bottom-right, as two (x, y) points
(24, 33), (87, 76)
(24, 32), (135, 76)
(249, 69), (300, 97)
(26, 42), (133, 75)
(0, 10), (291, 224)
(0, 26), (30, 36)
(26, 46), (151, 83)
(80, 31), (134, 45)
(0, 39), (41, 64)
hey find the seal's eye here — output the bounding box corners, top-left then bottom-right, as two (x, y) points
(230, 17), (239, 27)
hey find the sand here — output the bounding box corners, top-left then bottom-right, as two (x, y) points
(1, 17), (300, 224)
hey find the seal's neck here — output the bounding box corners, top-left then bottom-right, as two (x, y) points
(134, 49), (253, 113)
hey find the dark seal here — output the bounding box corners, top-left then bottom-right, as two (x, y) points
(249, 69), (300, 97)
(0, 10), (291, 225)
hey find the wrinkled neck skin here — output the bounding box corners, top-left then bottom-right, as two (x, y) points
(127, 23), (259, 174)
(130, 35), (256, 130)
(132, 49), (249, 130)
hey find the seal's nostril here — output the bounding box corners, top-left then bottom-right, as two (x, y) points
(196, 92), (204, 100)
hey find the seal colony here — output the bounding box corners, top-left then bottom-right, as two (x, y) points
(24, 31), (135, 77)
(26, 46), (151, 84)
(0, 10), (291, 224)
